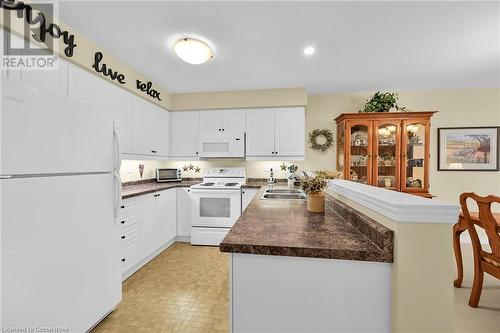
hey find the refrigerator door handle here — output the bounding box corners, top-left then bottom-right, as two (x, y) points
(113, 122), (121, 173)
(113, 172), (122, 219)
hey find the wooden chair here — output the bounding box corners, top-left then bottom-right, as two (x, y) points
(459, 193), (500, 308)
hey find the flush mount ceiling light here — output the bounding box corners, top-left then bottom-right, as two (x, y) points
(303, 46), (315, 56)
(174, 38), (213, 65)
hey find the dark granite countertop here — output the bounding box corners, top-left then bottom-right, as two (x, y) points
(220, 185), (394, 263)
(122, 179), (201, 199)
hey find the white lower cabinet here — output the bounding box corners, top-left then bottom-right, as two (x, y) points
(140, 189), (176, 259)
(117, 188), (176, 280)
(176, 188), (192, 240)
(242, 188), (259, 212)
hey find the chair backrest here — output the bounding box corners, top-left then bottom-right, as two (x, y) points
(460, 192), (500, 258)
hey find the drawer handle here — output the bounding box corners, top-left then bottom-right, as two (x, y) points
(120, 220), (125, 224)
(121, 258), (126, 262)
(120, 205), (125, 209)
(121, 235), (125, 239)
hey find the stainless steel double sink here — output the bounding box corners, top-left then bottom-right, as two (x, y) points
(260, 187), (306, 200)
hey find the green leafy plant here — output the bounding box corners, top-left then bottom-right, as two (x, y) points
(301, 175), (328, 194)
(359, 91), (408, 113)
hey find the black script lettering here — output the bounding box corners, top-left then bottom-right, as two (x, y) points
(92, 52), (126, 84)
(136, 79), (162, 101)
(0, 0), (78, 57)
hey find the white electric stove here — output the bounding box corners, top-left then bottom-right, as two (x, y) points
(190, 168), (246, 246)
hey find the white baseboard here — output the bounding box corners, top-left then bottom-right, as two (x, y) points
(122, 238), (176, 281)
(175, 235), (191, 243)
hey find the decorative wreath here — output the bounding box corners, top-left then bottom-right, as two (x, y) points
(309, 129), (334, 152)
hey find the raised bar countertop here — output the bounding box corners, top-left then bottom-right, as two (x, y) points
(220, 184), (394, 263)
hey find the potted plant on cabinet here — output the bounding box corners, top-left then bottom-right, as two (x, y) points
(301, 175), (328, 213)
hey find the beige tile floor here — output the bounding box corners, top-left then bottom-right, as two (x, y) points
(91, 242), (229, 333)
(91, 242), (499, 333)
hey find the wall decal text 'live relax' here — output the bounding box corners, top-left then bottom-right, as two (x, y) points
(92, 51), (162, 101)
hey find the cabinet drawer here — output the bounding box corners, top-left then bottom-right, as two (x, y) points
(120, 240), (139, 272)
(119, 198), (140, 216)
(119, 223), (139, 246)
(117, 211), (139, 229)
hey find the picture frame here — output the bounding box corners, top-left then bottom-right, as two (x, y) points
(437, 127), (499, 171)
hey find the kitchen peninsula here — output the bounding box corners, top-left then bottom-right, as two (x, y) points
(220, 179), (460, 333)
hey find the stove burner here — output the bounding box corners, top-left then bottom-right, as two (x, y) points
(224, 182), (239, 186)
(199, 182), (215, 186)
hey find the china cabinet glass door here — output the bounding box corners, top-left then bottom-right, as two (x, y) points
(337, 122), (345, 177)
(401, 119), (429, 192)
(373, 121), (400, 190)
(346, 120), (372, 185)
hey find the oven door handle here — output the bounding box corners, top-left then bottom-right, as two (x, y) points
(190, 189), (241, 194)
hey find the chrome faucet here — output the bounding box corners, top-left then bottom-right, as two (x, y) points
(267, 168), (276, 184)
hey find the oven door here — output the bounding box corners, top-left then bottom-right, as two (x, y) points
(190, 188), (242, 227)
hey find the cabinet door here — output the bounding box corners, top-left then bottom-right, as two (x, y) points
(140, 194), (157, 258)
(274, 107), (305, 157)
(67, 65), (131, 154)
(199, 110), (222, 133)
(246, 109), (275, 157)
(337, 122), (346, 176)
(345, 120), (373, 185)
(152, 105), (170, 157)
(176, 188), (192, 237)
(401, 119), (430, 193)
(373, 120), (401, 191)
(222, 109), (245, 132)
(242, 188), (259, 212)
(156, 189), (177, 244)
(171, 111), (200, 158)
(21, 52), (67, 97)
(130, 95), (159, 156)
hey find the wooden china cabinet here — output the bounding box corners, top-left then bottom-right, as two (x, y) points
(335, 112), (436, 198)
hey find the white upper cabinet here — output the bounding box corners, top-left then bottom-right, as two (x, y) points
(20, 58), (67, 97)
(245, 108), (277, 157)
(199, 109), (245, 133)
(199, 110), (222, 133)
(274, 107), (305, 157)
(246, 107), (305, 159)
(68, 65), (131, 154)
(222, 109), (245, 132)
(129, 95), (170, 157)
(171, 111), (200, 158)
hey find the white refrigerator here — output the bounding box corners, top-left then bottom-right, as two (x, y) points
(0, 76), (122, 331)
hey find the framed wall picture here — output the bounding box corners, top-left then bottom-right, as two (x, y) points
(438, 127), (499, 171)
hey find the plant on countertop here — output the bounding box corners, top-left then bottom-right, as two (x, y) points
(309, 128), (334, 152)
(301, 175), (328, 194)
(359, 91), (408, 113)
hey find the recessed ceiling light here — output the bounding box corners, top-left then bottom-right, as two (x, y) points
(174, 38), (213, 65)
(303, 46), (315, 56)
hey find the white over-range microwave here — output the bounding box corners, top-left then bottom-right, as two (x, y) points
(198, 131), (245, 158)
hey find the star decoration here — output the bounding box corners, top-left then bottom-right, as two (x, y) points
(195, 166), (201, 173)
(182, 165), (189, 172)
(280, 162), (287, 171)
(188, 164), (194, 170)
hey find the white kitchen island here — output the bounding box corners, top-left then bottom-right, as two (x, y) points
(220, 180), (459, 333)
